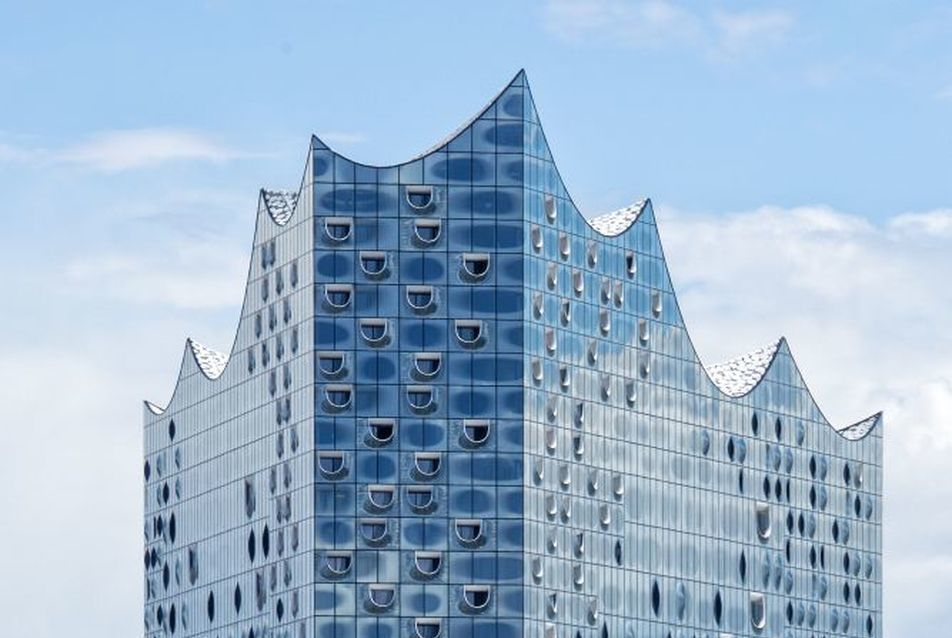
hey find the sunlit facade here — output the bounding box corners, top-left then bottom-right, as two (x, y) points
(143, 71), (883, 638)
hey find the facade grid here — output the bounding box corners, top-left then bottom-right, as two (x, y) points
(143, 71), (883, 638)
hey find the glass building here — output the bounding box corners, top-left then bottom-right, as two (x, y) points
(143, 71), (882, 638)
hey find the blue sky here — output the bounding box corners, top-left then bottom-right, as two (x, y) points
(1, 2), (950, 636)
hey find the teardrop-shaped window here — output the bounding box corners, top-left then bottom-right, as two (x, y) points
(531, 225), (543, 251)
(573, 270), (585, 295)
(625, 251), (637, 277)
(559, 233), (571, 259)
(544, 194), (557, 222)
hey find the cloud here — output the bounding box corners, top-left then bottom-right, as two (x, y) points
(0, 128), (252, 172)
(543, 0), (794, 58)
(655, 203), (952, 636)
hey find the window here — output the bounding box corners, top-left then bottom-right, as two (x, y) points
(651, 581), (661, 616)
(367, 485), (395, 511)
(407, 385), (435, 411)
(367, 584), (396, 611)
(461, 253), (490, 279)
(413, 353), (441, 378)
(455, 519), (484, 544)
(560, 300), (572, 325)
(750, 592), (767, 630)
(675, 582), (687, 621)
(359, 318), (389, 345)
(413, 219), (441, 245)
(414, 551), (442, 578)
(366, 418), (395, 445)
(713, 591), (723, 626)
(317, 451), (347, 478)
(324, 217), (353, 242)
(544, 194), (556, 221)
(455, 320), (484, 346)
(559, 233), (571, 258)
(531, 225), (543, 251)
(414, 618), (442, 638)
(406, 185), (434, 210)
(461, 419), (490, 446)
(613, 281), (624, 306)
(359, 518), (389, 544)
(573, 270), (585, 295)
(317, 352), (345, 377)
(406, 285), (435, 312)
(407, 487), (435, 512)
(359, 251), (388, 277)
(461, 586), (491, 612)
(625, 251), (637, 277)
(638, 319), (649, 344)
(323, 551), (352, 577)
(323, 384), (353, 410)
(413, 452), (442, 478)
(207, 591), (215, 623)
(756, 502), (771, 540)
(587, 241), (598, 266)
(599, 310), (611, 334)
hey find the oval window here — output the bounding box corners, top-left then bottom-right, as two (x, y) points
(323, 385), (353, 410)
(461, 253), (491, 279)
(406, 185), (434, 210)
(317, 352), (345, 377)
(324, 217), (353, 242)
(366, 418), (395, 445)
(413, 219), (442, 245)
(359, 251), (388, 277)
(359, 318), (389, 345)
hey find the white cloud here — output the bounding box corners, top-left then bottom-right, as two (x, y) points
(0, 128), (252, 172)
(656, 203), (952, 636)
(543, 0), (794, 57)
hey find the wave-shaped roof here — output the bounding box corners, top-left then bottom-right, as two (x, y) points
(145, 70), (881, 442)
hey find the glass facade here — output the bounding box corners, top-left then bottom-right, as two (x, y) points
(144, 71), (883, 638)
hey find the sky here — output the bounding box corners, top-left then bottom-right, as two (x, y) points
(0, 1), (950, 635)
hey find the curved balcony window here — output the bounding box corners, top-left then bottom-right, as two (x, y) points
(612, 474), (625, 498)
(531, 358), (543, 383)
(322, 551), (352, 577)
(323, 284), (353, 310)
(318, 451), (347, 479)
(600, 278), (611, 304)
(531, 225), (543, 251)
(461, 419), (490, 447)
(545, 427), (557, 452)
(359, 518), (389, 544)
(359, 319), (389, 346)
(750, 593), (767, 630)
(547, 264), (558, 289)
(406, 285), (435, 312)
(406, 185), (434, 210)
(407, 386), (435, 412)
(574, 531), (585, 556)
(413, 452), (442, 479)
(573, 564), (585, 587)
(572, 270), (585, 295)
(599, 310), (611, 335)
(414, 618), (442, 638)
(413, 353), (441, 378)
(756, 502), (772, 540)
(587, 241), (598, 266)
(560, 366), (571, 389)
(572, 434), (584, 457)
(544, 328), (556, 354)
(455, 519), (484, 545)
(366, 418), (395, 446)
(366, 485), (395, 511)
(544, 194), (557, 222)
(462, 586), (491, 613)
(559, 233), (571, 259)
(460, 253), (491, 280)
(559, 464), (571, 487)
(413, 219), (442, 245)
(359, 251), (388, 277)
(406, 487), (435, 513)
(625, 379), (637, 405)
(324, 217), (353, 242)
(544, 494), (557, 518)
(317, 352), (345, 378)
(613, 281), (624, 306)
(454, 320), (484, 347)
(413, 551), (442, 578)
(651, 291), (663, 317)
(532, 558), (544, 582)
(638, 319), (650, 344)
(324, 385), (353, 411)
(532, 293), (544, 319)
(625, 251), (637, 277)
(599, 503), (611, 527)
(559, 300), (572, 326)
(367, 584), (396, 611)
